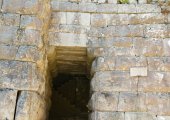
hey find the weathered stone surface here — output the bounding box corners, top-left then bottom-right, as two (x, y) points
(145, 24), (168, 38)
(129, 13), (165, 25)
(20, 15), (43, 30)
(0, 89), (17, 120)
(148, 57), (170, 72)
(138, 72), (170, 92)
(90, 112), (124, 120)
(91, 56), (115, 73)
(118, 4), (137, 13)
(51, 12), (67, 25)
(0, 13), (20, 26)
(51, 1), (79, 12)
(0, 45), (18, 60)
(125, 112), (157, 120)
(91, 14), (108, 27)
(66, 12), (90, 26)
(133, 38), (164, 57)
(118, 92), (147, 112)
(157, 116), (170, 120)
(2, 0), (40, 14)
(130, 67), (148, 77)
(15, 46), (42, 62)
(0, 60), (43, 91)
(88, 37), (133, 48)
(49, 24), (89, 34)
(91, 71), (138, 92)
(163, 38), (170, 56)
(136, 4), (161, 13)
(146, 93), (170, 115)
(97, 4), (118, 13)
(115, 57), (147, 71)
(15, 91), (46, 120)
(0, 26), (18, 45)
(49, 32), (88, 47)
(88, 92), (119, 111)
(17, 29), (43, 48)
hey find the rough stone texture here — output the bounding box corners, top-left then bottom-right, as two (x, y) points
(91, 71), (138, 92)
(88, 92), (119, 111)
(90, 112), (125, 120)
(130, 67), (148, 77)
(0, 89), (18, 120)
(0, 61), (43, 91)
(0, 0), (170, 119)
(15, 91), (46, 120)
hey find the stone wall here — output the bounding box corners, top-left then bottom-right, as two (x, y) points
(49, 0), (170, 120)
(0, 0), (51, 119)
(0, 0), (170, 120)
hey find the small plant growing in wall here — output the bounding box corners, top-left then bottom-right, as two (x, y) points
(119, 0), (129, 4)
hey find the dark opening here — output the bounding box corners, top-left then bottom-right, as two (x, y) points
(49, 74), (90, 120)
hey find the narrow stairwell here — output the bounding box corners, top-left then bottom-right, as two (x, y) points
(49, 74), (89, 120)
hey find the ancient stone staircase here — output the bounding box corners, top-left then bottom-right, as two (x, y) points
(49, 75), (89, 120)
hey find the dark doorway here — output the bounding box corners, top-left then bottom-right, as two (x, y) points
(49, 74), (90, 120)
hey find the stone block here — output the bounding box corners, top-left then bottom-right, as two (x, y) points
(145, 24), (167, 38)
(88, 92), (119, 111)
(88, 37), (133, 48)
(51, 1), (79, 12)
(0, 89), (17, 120)
(79, 3), (97, 12)
(138, 72), (170, 92)
(16, 29), (43, 48)
(0, 60), (43, 91)
(15, 46), (42, 62)
(146, 92), (170, 115)
(49, 24), (89, 34)
(168, 14), (170, 24)
(136, 4), (161, 13)
(97, 4), (118, 13)
(118, 4), (137, 14)
(91, 71), (138, 92)
(66, 12), (90, 26)
(90, 112), (124, 120)
(0, 26), (18, 45)
(115, 25), (131, 37)
(115, 14), (129, 25)
(108, 0), (118, 4)
(98, 0), (106, 3)
(133, 38), (164, 57)
(0, 0), (2, 7)
(2, 0), (40, 14)
(168, 24), (170, 38)
(129, 13), (165, 25)
(116, 57), (147, 71)
(0, 45), (18, 60)
(148, 57), (170, 72)
(118, 92), (147, 112)
(15, 91), (46, 120)
(130, 67), (148, 77)
(157, 116), (170, 120)
(51, 12), (67, 25)
(129, 25), (144, 37)
(91, 14), (108, 27)
(0, 13), (20, 26)
(91, 56), (116, 73)
(125, 112), (157, 120)
(138, 0), (147, 4)
(163, 38), (170, 56)
(20, 15), (43, 30)
(49, 32), (88, 47)
(129, 0), (137, 4)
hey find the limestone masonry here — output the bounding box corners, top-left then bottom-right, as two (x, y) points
(0, 0), (170, 120)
